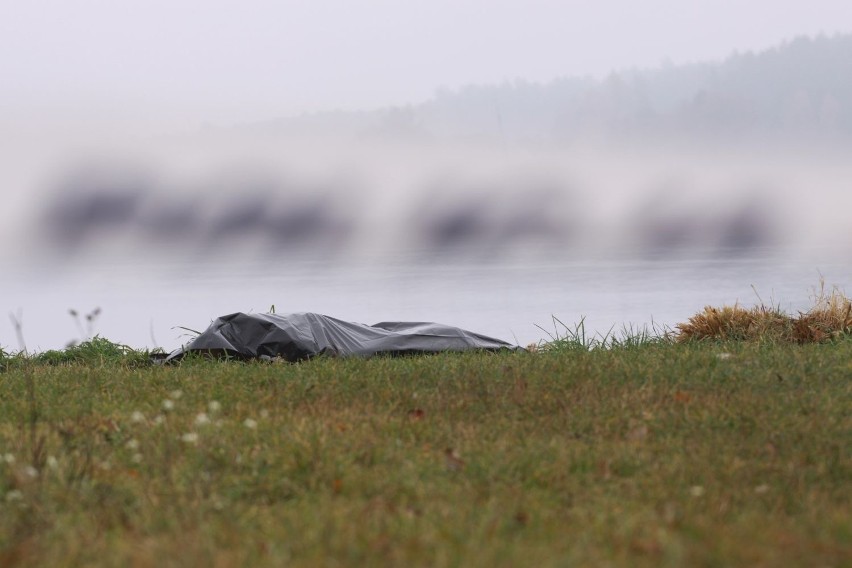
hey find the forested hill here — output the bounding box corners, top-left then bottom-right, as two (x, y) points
(249, 34), (852, 144)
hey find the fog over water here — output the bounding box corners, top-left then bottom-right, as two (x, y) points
(4, 130), (850, 351)
(9, 136), (852, 266)
(2, 4), (852, 352)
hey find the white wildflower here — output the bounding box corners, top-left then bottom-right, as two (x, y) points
(153, 415), (166, 425)
(208, 400), (221, 413)
(23, 466), (38, 479)
(125, 439), (140, 450)
(716, 352), (733, 360)
(162, 399), (175, 411)
(181, 432), (199, 444)
(3, 453), (15, 464)
(169, 389), (183, 400)
(132, 453), (143, 464)
(690, 486), (705, 497)
(243, 418), (258, 430)
(130, 410), (146, 424)
(754, 484), (769, 494)
(46, 456), (58, 470)
(195, 413), (211, 426)
(259, 409), (270, 419)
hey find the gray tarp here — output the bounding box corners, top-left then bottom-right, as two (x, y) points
(165, 312), (521, 362)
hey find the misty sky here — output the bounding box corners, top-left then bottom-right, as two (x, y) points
(2, 0), (851, 132)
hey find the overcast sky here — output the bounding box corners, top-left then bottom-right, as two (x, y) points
(1, 0), (850, 132)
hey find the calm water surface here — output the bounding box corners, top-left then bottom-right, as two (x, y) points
(4, 250), (849, 352)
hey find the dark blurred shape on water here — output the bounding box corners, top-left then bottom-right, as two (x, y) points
(37, 154), (792, 260)
(632, 185), (779, 256)
(43, 169), (150, 250)
(39, 165), (359, 261)
(413, 179), (576, 257)
(716, 194), (778, 252)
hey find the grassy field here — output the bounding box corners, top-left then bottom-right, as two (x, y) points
(0, 339), (850, 567)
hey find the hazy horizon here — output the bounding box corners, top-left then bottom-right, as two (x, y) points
(2, 1), (851, 134)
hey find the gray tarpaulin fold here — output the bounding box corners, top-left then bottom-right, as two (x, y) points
(165, 312), (521, 362)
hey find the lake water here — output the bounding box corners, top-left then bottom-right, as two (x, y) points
(3, 136), (851, 352)
(3, 248), (848, 353)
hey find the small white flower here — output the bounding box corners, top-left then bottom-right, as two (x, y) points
(195, 413), (211, 426)
(689, 485), (705, 497)
(716, 352), (733, 360)
(153, 415), (166, 426)
(208, 401), (221, 413)
(46, 456), (58, 470)
(162, 399), (175, 411)
(181, 432), (199, 444)
(23, 466), (38, 479)
(243, 418), (258, 430)
(125, 439), (140, 450)
(132, 453), (143, 464)
(754, 484), (769, 494)
(169, 389), (183, 400)
(130, 411), (146, 424)
(3, 453), (15, 464)
(259, 409), (270, 419)
(6, 490), (23, 502)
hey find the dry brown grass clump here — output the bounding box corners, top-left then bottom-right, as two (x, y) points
(793, 284), (852, 342)
(677, 282), (852, 343)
